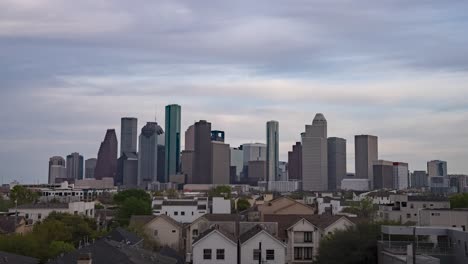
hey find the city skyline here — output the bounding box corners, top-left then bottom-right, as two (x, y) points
(1, 1), (468, 183)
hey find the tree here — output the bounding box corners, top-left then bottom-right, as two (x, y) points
(343, 197), (376, 219)
(209, 185), (232, 199)
(117, 197), (152, 226)
(0, 196), (12, 212)
(48, 241), (75, 257)
(9, 185), (38, 205)
(237, 198), (251, 211)
(113, 189), (151, 205)
(450, 193), (468, 209)
(165, 189), (178, 198)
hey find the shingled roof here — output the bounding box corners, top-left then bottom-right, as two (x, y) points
(192, 225), (237, 246)
(239, 225), (264, 243)
(129, 215), (156, 227)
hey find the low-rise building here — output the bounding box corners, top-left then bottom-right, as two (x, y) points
(152, 197), (209, 223)
(341, 179), (370, 191)
(9, 201), (95, 222)
(0, 216), (33, 235)
(192, 226), (238, 264)
(239, 225), (286, 264)
(419, 208), (468, 231)
(130, 215), (184, 252)
(255, 197), (315, 221)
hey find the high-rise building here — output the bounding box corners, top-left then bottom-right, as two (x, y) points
(355, 135), (378, 189)
(242, 143), (267, 165)
(165, 104), (181, 182)
(181, 150), (194, 184)
(138, 122), (164, 188)
(94, 129), (118, 180)
(266, 120), (279, 182)
(185, 124), (195, 151)
(120, 117), (138, 156)
(118, 152), (138, 188)
(278, 161), (288, 181)
(211, 141), (230, 184)
(85, 158), (97, 179)
(411, 171), (428, 188)
(393, 162), (409, 190)
(230, 147), (243, 182)
(66, 152), (84, 181)
(327, 137), (346, 191)
(157, 145), (166, 183)
(248, 160), (266, 181)
(302, 113), (328, 191)
(48, 156), (66, 184)
(373, 160), (394, 189)
(192, 120), (212, 184)
(427, 160), (448, 177)
(210, 130), (225, 142)
(288, 142), (302, 181)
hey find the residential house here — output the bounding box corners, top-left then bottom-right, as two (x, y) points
(239, 225), (286, 264)
(8, 201), (95, 222)
(192, 226), (238, 264)
(130, 215), (184, 252)
(0, 216), (33, 235)
(376, 195), (450, 224)
(264, 214), (356, 263)
(255, 197), (315, 221)
(419, 208), (468, 231)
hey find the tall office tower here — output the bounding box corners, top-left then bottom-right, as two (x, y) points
(373, 160), (394, 189)
(117, 152), (138, 188)
(327, 137), (346, 191)
(230, 147), (244, 182)
(411, 171), (428, 188)
(211, 141), (230, 184)
(66, 152), (84, 181)
(393, 162), (409, 190)
(120, 117), (138, 156)
(157, 145), (166, 183)
(94, 129), (118, 180)
(278, 161), (288, 181)
(85, 158), (97, 179)
(427, 160), (448, 177)
(193, 120), (212, 184)
(266, 121), (279, 182)
(211, 130), (225, 142)
(288, 142), (302, 181)
(165, 104), (181, 182)
(138, 122), (164, 188)
(301, 113), (328, 191)
(181, 150), (194, 184)
(48, 156), (66, 184)
(242, 143), (267, 165)
(248, 160), (266, 181)
(185, 125), (195, 151)
(355, 135), (378, 189)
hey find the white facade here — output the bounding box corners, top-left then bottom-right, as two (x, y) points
(152, 198), (208, 223)
(242, 143), (267, 165)
(212, 197), (231, 214)
(230, 148), (244, 181)
(10, 201), (95, 222)
(393, 162), (409, 190)
(341, 178), (370, 191)
(192, 230), (238, 264)
(240, 230), (286, 264)
(49, 165), (67, 184)
(316, 197), (347, 215)
(258, 181), (301, 193)
(286, 219), (318, 262)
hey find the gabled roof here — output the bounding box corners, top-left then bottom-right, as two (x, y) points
(107, 227), (143, 245)
(239, 225), (285, 247)
(0, 216), (25, 234)
(192, 226), (237, 247)
(261, 196), (315, 214)
(148, 214), (182, 229)
(129, 215), (156, 227)
(0, 250), (39, 264)
(202, 214), (241, 222)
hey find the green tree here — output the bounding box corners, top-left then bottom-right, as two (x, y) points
(117, 197), (152, 226)
(0, 196), (12, 212)
(343, 198), (376, 219)
(209, 185), (232, 199)
(113, 189), (151, 204)
(165, 189), (178, 198)
(48, 241), (75, 257)
(10, 185), (38, 205)
(450, 193), (468, 209)
(237, 198), (251, 211)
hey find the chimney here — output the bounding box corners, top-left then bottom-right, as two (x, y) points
(77, 253), (92, 264)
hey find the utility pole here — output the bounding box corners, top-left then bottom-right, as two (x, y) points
(258, 242), (262, 264)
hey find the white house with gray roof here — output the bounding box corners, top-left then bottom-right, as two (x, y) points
(192, 227), (238, 264)
(240, 225), (286, 264)
(9, 201), (95, 222)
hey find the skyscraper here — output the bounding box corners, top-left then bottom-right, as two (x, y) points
(193, 120), (212, 184)
(302, 113), (328, 191)
(185, 124), (195, 151)
(85, 158), (97, 179)
(288, 142), (302, 181)
(427, 160), (449, 193)
(327, 137), (346, 191)
(66, 152), (84, 181)
(373, 160), (394, 189)
(393, 162), (409, 190)
(138, 122), (164, 188)
(48, 156), (66, 184)
(266, 121), (279, 182)
(120, 117), (138, 156)
(411, 171), (428, 188)
(211, 130), (225, 142)
(118, 152), (138, 188)
(242, 143), (267, 165)
(165, 104), (181, 182)
(211, 141), (230, 184)
(355, 135), (378, 189)
(230, 147), (244, 182)
(94, 129), (118, 180)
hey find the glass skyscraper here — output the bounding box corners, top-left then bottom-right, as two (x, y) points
(266, 120), (279, 182)
(165, 104), (181, 182)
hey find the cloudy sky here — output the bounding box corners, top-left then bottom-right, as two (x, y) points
(1, 0), (468, 184)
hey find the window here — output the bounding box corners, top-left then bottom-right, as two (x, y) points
(172, 230), (176, 233)
(304, 247), (313, 260)
(193, 229), (199, 237)
(430, 204), (434, 207)
(462, 226), (466, 231)
(266, 250), (275, 260)
(216, 249), (225, 260)
(294, 247), (303, 260)
(406, 214), (411, 219)
(192, 212), (194, 215)
(402, 202), (407, 207)
(181, 211), (185, 216)
(25, 214), (29, 219)
(410, 203), (414, 209)
(153, 230), (158, 236)
(203, 249), (212, 260)
(304, 232), (313, 242)
(74, 211), (78, 215)
(423, 204), (427, 208)
(253, 249), (260, 260)
(174, 211), (178, 216)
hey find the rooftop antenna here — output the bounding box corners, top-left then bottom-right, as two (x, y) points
(154, 105), (158, 123)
